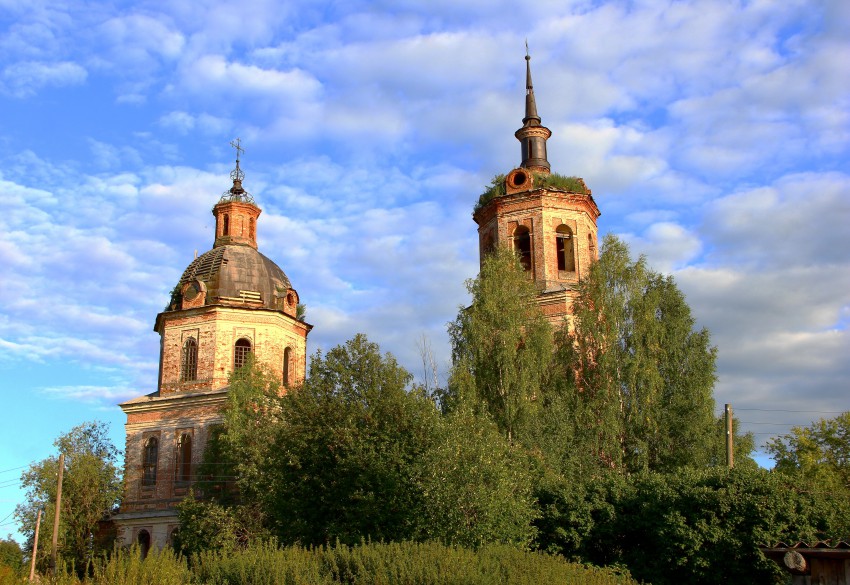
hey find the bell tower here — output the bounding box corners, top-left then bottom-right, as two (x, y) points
(472, 50), (601, 325)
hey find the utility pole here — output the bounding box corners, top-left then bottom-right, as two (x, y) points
(28, 507), (42, 582)
(725, 404), (734, 469)
(49, 453), (64, 574)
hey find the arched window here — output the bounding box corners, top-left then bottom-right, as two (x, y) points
(176, 433), (192, 484)
(514, 226), (532, 271)
(181, 338), (198, 382)
(138, 529), (151, 559)
(249, 217), (256, 240)
(283, 347), (292, 387)
(142, 437), (158, 487)
(234, 338), (252, 370)
(223, 214), (230, 236)
(556, 225), (576, 272)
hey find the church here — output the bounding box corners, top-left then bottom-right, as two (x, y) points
(112, 145), (312, 551)
(112, 53), (600, 551)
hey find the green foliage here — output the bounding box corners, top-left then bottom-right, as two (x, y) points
(175, 493), (268, 558)
(535, 173), (589, 194)
(475, 174), (506, 211)
(0, 537), (24, 581)
(448, 246), (553, 444)
(767, 411), (850, 489)
(193, 540), (638, 585)
(15, 422), (121, 574)
(89, 546), (190, 585)
(765, 412), (850, 539)
(554, 235), (717, 474)
(219, 354), (283, 507)
(475, 173), (589, 212)
(265, 334), (439, 545)
(535, 466), (850, 585)
(417, 405), (539, 548)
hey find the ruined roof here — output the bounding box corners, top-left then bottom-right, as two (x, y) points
(169, 244), (292, 311)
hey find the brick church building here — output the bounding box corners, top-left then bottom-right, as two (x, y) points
(112, 147), (312, 551)
(112, 52), (599, 551)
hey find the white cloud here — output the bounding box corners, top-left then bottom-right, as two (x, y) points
(1, 60), (87, 96)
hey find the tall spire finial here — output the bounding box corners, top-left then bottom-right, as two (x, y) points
(515, 46), (551, 173)
(221, 137), (254, 203)
(229, 137), (245, 181)
(523, 45), (541, 126)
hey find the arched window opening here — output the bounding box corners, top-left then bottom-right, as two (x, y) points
(181, 338), (198, 382)
(514, 226), (532, 271)
(234, 338), (252, 370)
(176, 433), (192, 484)
(137, 530), (151, 559)
(588, 233), (596, 257)
(142, 438), (158, 487)
(249, 217), (256, 240)
(283, 347), (292, 387)
(223, 214), (230, 236)
(556, 225), (576, 272)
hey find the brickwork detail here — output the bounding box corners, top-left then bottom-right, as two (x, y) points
(473, 174), (601, 325)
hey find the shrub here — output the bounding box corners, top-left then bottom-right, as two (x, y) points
(475, 172), (588, 211)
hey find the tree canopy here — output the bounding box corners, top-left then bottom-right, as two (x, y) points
(15, 421), (121, 573)
(553, 234), (718, 474)
(448, 246), (553, 444)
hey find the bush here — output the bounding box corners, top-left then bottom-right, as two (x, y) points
(475, 172), (588, 211)
(194, 540), (638, 585)
(535, 466), (850, 585)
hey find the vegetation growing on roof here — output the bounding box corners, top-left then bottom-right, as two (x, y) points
(474, 172), (589, 212)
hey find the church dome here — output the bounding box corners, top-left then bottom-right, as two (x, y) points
(169, 244), (296, 313)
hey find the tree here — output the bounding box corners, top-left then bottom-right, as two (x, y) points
(767, 412), (850, 493)
(417, 404), (539, 548)
(554, 235), (717, 474)
(767, 411), (850, 484)
(265, 334), (439, 545)
(15, 421), (121, 573)
(448, 246), (553, 444)
(0, 536), (24, 579)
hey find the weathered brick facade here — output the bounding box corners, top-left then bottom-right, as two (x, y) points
(113, 157), (311, 551)
(474, 55), (601, 325)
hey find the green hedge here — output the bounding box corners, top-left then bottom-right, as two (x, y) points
(17, 541), (636, 585)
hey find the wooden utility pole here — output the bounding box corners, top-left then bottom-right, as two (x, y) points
(28, 507), (42, 582)
(49, 453), (64, 574)
(725, 403), (734, 469)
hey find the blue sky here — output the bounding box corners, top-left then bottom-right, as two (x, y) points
(1, 0), (849, 541)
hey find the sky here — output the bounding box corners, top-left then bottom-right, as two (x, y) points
(1, 0), (848, 541)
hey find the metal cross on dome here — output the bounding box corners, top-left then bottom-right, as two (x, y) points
(229, 137), (245, 182)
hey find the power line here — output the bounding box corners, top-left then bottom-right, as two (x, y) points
(735, 408), (847, 414)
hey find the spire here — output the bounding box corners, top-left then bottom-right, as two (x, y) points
(523, 41), (541, 127)
(515, 45), (551, 173)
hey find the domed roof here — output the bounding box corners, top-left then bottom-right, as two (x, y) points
(170, 244), (292, 311)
